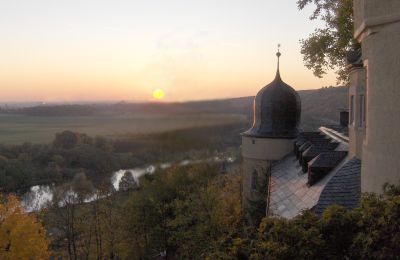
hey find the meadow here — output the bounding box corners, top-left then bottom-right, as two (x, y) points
(0, 113), (247, 144)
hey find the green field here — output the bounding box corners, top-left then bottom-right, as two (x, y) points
(0, 113), (247, 144)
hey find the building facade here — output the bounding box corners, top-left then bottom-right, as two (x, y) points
(353, 0), (400, 193)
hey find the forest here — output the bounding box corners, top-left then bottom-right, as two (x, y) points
(2, 156), (400, 259)
(0, 104), (399, 259)
(0, 121), (244, 192)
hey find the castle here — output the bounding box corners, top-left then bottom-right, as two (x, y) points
(241, 0), (400, 218)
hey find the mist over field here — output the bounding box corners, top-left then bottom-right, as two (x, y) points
(0, 86), (347, 144)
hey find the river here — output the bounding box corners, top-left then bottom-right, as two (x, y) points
(20, 157), (235, 212)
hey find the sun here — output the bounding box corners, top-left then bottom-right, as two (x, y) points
(152, 89), (165, 100)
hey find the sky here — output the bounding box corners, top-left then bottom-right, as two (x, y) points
(0, 0), (337, 102)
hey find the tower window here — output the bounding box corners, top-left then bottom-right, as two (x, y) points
(251, 170), (258, 190)
(364, 60), (369, 141)
(359, 94), (365, 127)
(252, 139), (256, 144)
(350, 95), (355, 125)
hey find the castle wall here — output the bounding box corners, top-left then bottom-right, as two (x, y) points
(348, 67), (366, 160)
(241, 157), (271, 209)
(241, 136), (295, 161)
(354, 1), (400, 193)
(241, 136), (295, 210)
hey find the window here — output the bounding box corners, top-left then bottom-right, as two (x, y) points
(359, 94), (365, 127)
(364, 60), (369, 141)
(350, 95), (355, 125)
(251, 170), (258, 190)
(252, 139), (256, 144)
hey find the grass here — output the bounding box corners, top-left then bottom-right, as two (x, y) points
(0, 113), (247, 144)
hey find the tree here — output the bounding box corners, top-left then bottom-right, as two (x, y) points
(121, 164), (241, 259)
(50, 184), (80, 260)
(71, 171), (94, 202)
(53, 131), (82, 149)
(297, 0), (359, 83)
(251, 213), (324, 259)
(209, 182), (400, 259)
(351, 184), (400, 259)
(0, 195), (49, 259)
(119, 171), (138, 192)
(47, 182), (124, 259)
(319, 205), (360, 258)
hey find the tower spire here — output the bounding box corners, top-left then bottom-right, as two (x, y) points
(276, 44), (281, 78)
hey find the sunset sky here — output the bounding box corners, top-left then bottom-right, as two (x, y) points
(0, 0), (337, 102)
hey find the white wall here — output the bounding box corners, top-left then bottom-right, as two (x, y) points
(354, 1), (400, 193)
(241, 136), (295, 161)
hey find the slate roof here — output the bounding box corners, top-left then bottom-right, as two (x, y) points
(298, 132), (324, 140)
(303, 142), (339, 159)
(268, 153), (328, 219)
(308, 151), (348, 168)
(314, 158), (361, 215)
(307, 151), (348, 186)
(242, 68), (301, 139)
(267, 125), (360, 219)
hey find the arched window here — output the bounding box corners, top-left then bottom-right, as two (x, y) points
(251, 170), (258, 190)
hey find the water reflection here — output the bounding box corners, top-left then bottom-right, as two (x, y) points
(21, 185), (54, 212)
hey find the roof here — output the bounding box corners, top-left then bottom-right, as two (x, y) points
(268, 126), (354, 219)
(268, 153), (341, 219)
(314, 158), (361, 215)
(309, 151), (348, 168)
(302, 142), (340, 159)
(320, 125), (349, 142)
(242, 58), (301, 139)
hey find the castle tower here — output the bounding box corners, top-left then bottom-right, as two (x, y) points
(353, 0), (400, 193)
(241, 49), (301, 214)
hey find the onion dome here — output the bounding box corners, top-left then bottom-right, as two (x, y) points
(242, 48), (301, 138)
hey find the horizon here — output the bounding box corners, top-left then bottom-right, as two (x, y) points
(0, 85), (345, 107)
(1, 0), (337, 102)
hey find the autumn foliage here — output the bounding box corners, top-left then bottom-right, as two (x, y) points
(0, 195), (49, 259)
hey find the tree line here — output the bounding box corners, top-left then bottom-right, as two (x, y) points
(0, 131), (123, 192)
(2, 162), (400, 259)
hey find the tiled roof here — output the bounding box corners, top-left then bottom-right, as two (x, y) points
(298, 141), (311, 153)
(268, 126), (356, 219)
(268, 154), (336, 219)
(303, 142), (339, 158)
(309, 151), (348, 168)
(307, 151), (348, 185)
(298, 132), (324, 139)
(314, 158), (361, 215)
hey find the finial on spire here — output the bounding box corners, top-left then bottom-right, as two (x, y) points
(276, 44), (281, 72)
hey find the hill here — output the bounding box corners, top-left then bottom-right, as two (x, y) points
(0, 86), (348, 136)
(170, 86), (349, 130)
